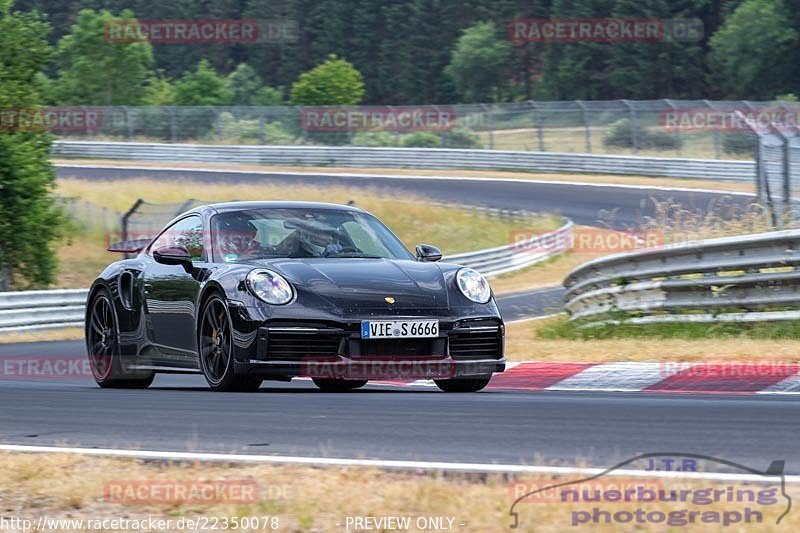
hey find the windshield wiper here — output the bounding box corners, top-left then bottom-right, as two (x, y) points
(323, 252), (383, 258)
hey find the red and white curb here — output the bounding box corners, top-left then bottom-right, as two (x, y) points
(382, 362), (800, 395)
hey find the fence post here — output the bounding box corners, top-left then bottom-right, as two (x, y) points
(481, 103), (494, 150)
(703, 100), (721, 159)
(622, 100), (638, 154)
(169, 107), (177, 143)
(257, 114), (266, 145)
(576, 100), (591, 153)
(297, 106), (307, 145)
(663, 99), (681, 157)
(529, 101), (544, 151)
(212, 106), (222, 140)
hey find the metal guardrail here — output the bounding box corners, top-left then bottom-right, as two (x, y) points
(447, 219), (573, 277)
(52, 141), (755, 182)
(0, 289), (88, 333)
(563, 229), (800, 326)
(0, 220), (572, 334)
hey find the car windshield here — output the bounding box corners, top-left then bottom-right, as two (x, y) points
(211, 207), (414, 262)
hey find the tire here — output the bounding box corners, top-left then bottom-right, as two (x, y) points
(86, 288), (154, 389)
(312, 378), (368, 392)
(198, 293), (262, 392)
(434, 376), (492, 393)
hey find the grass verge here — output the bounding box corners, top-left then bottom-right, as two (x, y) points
(54, 177), (560, 289)
(1, 451), (796, 532)
(504, 315), (800, 363)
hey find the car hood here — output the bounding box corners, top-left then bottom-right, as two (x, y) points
(250, 258), (450, 310)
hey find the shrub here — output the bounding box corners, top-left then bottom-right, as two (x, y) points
(603, 118), (682, 150)
(440, 128), (482, 148)
(214, 113), (296, 144)
(352, 131), (397, 147)
(722, 132), (756, 156)
(401, 132), (441, 148)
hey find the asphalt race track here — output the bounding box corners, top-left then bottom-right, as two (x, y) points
(1, 165), (787, 472)
(0, 344), (797, 473)
(56, 165), (755, 228)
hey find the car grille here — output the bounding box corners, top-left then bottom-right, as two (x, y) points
(266, 332), (342, 360)
(360, 338), (434, 357)
(448, 331), (502, 360)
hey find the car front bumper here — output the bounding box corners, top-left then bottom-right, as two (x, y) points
(228, 307), (505, 380)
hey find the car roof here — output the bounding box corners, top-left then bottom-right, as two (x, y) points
(196, 201), (367, 215)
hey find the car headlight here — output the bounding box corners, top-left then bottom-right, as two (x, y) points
(246, 269), (294, 305)
(456, 268), (492, 304)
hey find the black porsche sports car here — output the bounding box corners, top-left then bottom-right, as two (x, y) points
(85, 201), (505, 392)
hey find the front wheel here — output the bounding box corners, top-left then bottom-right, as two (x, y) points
(434, 376), (492, 393)
(312, 379), (368, 392)
(198, 294), (262, 392)
(86, 288), (154, 389)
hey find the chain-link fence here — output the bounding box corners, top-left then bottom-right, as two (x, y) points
(43, 100), (798, 161)
(58, 197), (121, 234)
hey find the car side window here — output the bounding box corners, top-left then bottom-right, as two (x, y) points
(150, 216), (205, 261)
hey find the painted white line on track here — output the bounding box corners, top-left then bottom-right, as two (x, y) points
(546, 362), (668, 392)
(0, 444), (796, 482)
(55, 164), (756, 197)
(506, 313), (562, 325)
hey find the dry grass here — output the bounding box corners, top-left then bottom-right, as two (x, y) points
(53, 177), (559, 289)
(0, 328), (83, 344)
(504, 315), (800, 363)
(491, 226), (645, 295)
(1, 451), (796, 532)
(52, 158), (755, 194)
(475, 126), (752, 161)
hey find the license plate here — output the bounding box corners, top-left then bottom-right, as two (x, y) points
(361, 320), (439, 339)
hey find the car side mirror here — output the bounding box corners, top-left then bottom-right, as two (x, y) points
(153, 245), (194, 272)
(416, 244), (442, 262)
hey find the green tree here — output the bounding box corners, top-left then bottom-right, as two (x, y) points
(252, 86), (285, 106)
(173, 59), (232, 106)
(290, 55), (365, 105)
(607, 0), (710, 98)
(227, 63), (263, 106)
(540, 0), (616, 99)
(142, 71), (174, 106)
(445, 21), (513, 102)
(709, 0), (797, 99)
(54, 9), (154, 105)
(0, 0), (66, 289)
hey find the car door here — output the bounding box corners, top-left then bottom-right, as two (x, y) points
(142, 215), (206, 361)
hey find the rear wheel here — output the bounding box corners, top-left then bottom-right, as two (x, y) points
(199, 294), (262, 392)
(86, 289), (154, 389)
(434, 376), (491, 393)
(312, 379), (368, 392)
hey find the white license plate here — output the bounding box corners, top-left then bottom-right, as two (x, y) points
(361, 320), (439, 339)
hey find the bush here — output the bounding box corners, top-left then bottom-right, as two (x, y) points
(401, 132), (441, 148)
(722, 132), (756, 156)
(603, 118), (682, 150)
(440, 128), (482, 148)
(352, 131), (397, 147)
(214, 113), (296, 144)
